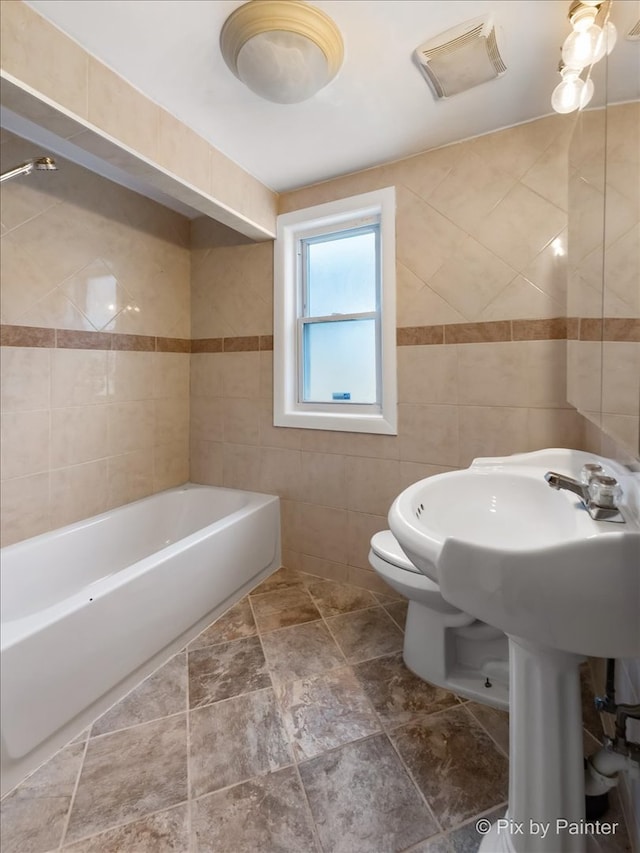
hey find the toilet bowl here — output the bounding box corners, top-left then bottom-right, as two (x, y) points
(369, 530), (509, 709)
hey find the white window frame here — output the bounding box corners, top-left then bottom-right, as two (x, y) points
(274, 186), (397, 435)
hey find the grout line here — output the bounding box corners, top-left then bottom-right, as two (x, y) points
(57, 732), (90, 849)
(58, 798), (191, 850)
(465, 703), (510, 760)
(384, 728), (444, 837)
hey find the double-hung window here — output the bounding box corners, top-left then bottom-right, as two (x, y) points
(274, 187), (397, 434)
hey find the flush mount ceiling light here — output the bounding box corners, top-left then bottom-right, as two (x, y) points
(551, 0), (617, 113)
(220, 0), (344, 104)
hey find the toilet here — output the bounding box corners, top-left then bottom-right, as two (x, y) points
(369, 530), (509, 709)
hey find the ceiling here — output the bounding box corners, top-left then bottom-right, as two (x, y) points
(24, 0), (640, 193)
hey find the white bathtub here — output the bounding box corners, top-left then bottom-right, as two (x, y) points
(0, 484), (280, 795)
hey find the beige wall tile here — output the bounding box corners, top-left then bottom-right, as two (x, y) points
(259, 399), (303, 450)
(397, 345), (458, 405)
(260, 447), (302, 501)
(51, 405), (109, 468)
(396, 263), (465, 327)
(107, 447), (155, 509)
(602, 342), (640, 416)
(398, 462), (457, 491)
(299, 503), (348, 564)
(223, 397), (261, 446)
(155, 397), (189, 446)
(0, 472), (51, 547)
(471, 183), (566, 273)
(398, 404), (459, 466)
(0, 347), (50, 412)
(190, 440), (224, 486)
(525, 408), (585, 452)
(108, 351), (155, 402)
(345, 457), (401, 516)
(299, 429), (399, 461)
(1, 410), (50, 480)
(299, 451), (347, 509)
(0, 1), (88, 119)
(458, 406), (529, 467)
(88, 59), (158, 160)
(281, 499), (303, 553)
(108, 400), (155, 455)
(157, 109), (211, 193)
(524, 340), (571, 409)
(457, 342), (529, 408)
(221, 352), (261, 399)
(154, 354), (190, 399)
(222, 443), (261, 491)
(479, 275), (564, 322)
(347, 511), (388, 570)
(50, 460), (109, 529)
(154, 440), (189, 492)
(190, 395), (225, 444)
(191, 354), (224, 398)
(52, 348), (109, 408)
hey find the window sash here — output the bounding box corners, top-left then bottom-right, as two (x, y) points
(297, 314), (380, 406)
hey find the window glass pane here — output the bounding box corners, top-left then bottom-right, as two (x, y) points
(303, 319), (377, 404)
(305, 228), (377, 317)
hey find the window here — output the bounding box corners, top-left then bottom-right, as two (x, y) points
(274, 187), (397, 434)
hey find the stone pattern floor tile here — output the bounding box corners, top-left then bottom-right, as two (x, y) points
(191, 766), (318, 853)
(4, 565), (630, 853)
(92, 653), (187, 737)
(275, 666), (381, 760)
(299, 734), (438, 853)
(188, 636), (270, 707)
(326, 606), (404, 662)
(391, 706), (509, 831)
(307, 579), (378, 617)
(447, 806), (506, 853)
(384, 599), (409, 630)
(250, 586), (322, 632)
(189, 689), (292, 798)
(65, 714), (188, 844)
(188, 599), (257, 651)
(466, 701), (510, 755)
(62, 803), (189, 852)
(354, 651), (459, 729)
(249, 566), (304, 596)
(0, 742), (85, 853)
(261, 620), (345, 685)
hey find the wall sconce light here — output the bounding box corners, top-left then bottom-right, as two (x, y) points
(551, 0), (617, 113)
(220, 0), (344, 104)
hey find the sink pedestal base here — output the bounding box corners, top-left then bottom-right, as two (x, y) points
(479, 637), (591, 853)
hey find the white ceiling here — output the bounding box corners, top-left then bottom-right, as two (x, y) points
(25, 0), (640, 193)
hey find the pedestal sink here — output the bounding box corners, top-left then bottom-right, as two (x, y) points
(388, 448), (640, 853)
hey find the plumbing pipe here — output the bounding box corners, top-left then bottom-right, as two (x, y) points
(585, 746), (640, 796)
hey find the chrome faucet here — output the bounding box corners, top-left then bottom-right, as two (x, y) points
(544, 467), (625, 523)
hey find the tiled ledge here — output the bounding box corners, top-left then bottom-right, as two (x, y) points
(1, 319), (638, 352)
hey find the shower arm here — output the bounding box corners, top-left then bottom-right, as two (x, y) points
(0, 157), (57, 184)
(0, 161), (36, 183)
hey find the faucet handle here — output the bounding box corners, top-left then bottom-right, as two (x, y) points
(588, 474), (622, 509)
(581, 462), (604, 485)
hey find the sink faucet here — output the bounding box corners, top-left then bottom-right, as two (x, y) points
(544, 469), (625, 523)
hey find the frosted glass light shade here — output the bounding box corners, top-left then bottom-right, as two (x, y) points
(220, 0), (344, 104)
(562, 25), (603, 67)
(237, 30), (330, 103)
(551, 69), (585, 113)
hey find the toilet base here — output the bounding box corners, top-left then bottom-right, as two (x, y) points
(403, 600), (509, 710)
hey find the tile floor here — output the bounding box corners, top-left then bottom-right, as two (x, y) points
(0, 567), (632, 853)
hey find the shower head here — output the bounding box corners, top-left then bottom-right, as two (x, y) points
(33, 156), (57, 171)
(0, 155), (58, 184)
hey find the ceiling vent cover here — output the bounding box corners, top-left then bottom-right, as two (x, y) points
(414, 15), (506, 99)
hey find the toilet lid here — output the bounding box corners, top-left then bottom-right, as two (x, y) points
(370, 530), (422, 574)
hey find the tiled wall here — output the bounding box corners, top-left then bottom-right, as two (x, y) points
(190, 114), (589, 592)
(0, 130), (190, 546)
(567, 102), (640, 457)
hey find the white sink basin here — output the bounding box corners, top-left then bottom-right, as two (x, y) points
(388, 448), (640, 659)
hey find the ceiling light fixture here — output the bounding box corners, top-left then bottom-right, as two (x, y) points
(220, 0), (344, 104)
(552, 0), (617, 113)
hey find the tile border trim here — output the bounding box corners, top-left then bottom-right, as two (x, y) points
(1, 319), (638, 351)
